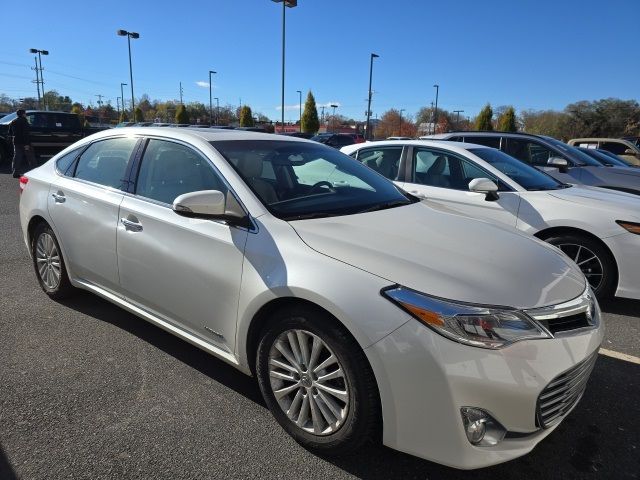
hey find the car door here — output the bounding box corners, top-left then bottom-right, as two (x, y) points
(116, 137), (248, 352)
(403, 146), (520, 227)
(47, 136), (140, 295)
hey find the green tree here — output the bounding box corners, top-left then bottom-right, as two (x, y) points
(239, 105), (254, 127)
(134, 107), (144, 122)
(497, 106), (517, 132)
(175, 104), (189, 124)
(301, 91), (320, 133)
(475, 104), (494, 131)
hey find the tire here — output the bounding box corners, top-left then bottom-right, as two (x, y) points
(256, 306), (380, 455)
(31, 223), (75, 300)
(544, 233), (616, 299)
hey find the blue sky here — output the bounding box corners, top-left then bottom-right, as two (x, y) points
(1, 0), (638, 121)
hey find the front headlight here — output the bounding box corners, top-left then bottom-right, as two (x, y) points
(382, 286), (551, 349)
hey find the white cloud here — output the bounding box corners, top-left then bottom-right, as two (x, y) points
(319, 102), (341, 108)
(195, 81), (210, 88)
(275, 103), (302, 111)
(275, 101), (341, 111)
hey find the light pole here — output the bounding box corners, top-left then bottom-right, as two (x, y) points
(116, 97), (121, 118)
(399, 108), (405, 136)
(330, 104), (338, 133)
(117, 29), (139, 118)
(120, 83), (127, 120)
(453, 109), (464, 129)
(272, 0), (298, 133)
(208, 70), (216, 126)
(365, 53), (379, 140)
(296, 90), (302, 132)
(30, 54), (41, 108)
(214, 97), (219, 125)
(433, 84), (440, 131)
(29, 49), (48, 109)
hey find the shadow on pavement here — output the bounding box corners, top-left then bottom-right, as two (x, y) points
(59, 290), (265, 407)
(600, 297), (640, 318)
(59, 292), (639, 479)
(0, 444), (17, 480)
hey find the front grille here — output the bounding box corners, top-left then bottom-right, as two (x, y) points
(538, 312), (591, 335)
(536, 351), (598, 428)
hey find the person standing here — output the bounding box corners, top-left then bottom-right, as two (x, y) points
(9, 109), (35, 178)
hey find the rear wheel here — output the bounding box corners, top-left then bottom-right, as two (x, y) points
(256, 306), (380, 455)
(544, 233), (616, 299)
(31, 223), (75, 300)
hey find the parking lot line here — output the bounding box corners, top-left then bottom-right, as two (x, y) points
(599, 347), (640, 364)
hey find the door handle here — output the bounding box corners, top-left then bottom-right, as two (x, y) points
(120, 218), (143, 232)
(51, 192), (66, 203)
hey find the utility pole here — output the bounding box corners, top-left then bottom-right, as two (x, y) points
(95, 94), (104, 124)
(320, 105), (326, 125)
(430, 101), (435, 134)
(433, 84), (440, 131)
(214, 97), (219, 125)
(179, 82), (184, 105)
(365, 53), (379, 140)
(399, 108), (405, 137)
(31, 56), (41, 108)
(453, 109), (464, 129)
(116, 97), (121, 119)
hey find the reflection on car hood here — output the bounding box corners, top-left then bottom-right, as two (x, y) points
(549, 185), (640, 219)
(290, 202), (585, 309)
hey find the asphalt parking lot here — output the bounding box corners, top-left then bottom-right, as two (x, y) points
(0, 165), (638, 480)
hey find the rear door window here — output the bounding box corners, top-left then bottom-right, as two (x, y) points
(464, 136), (501, 149)
(600, 142), (629, 155)
(74, 137), (138, 189)
(505, 138), (558, 166)
(356, 146), (402, 180)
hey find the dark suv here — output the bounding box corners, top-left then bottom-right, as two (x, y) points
(426, 131), (640, 195)
(0, 111), (84, 165)
(310, 133), (356, 149)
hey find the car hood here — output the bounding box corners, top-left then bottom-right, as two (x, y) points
(290, 202), (585, 309)
(548, 185), (640, 220)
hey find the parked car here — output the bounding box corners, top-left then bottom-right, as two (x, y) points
(621, 136), (640, 148)
(343, 139), (640, 299)
(567, 138), (640, 166)
(346, 133), (366, 143)
(0, 110), (104, 165)
(310, 132), (356, 148)
(284, 131), (315, 139)
(386, 136), (414, 140)
(19, 128), (601, 469)
(576, 147), (635, 168)
(425, 131), (640, 195)
(114, 121), (136, 128)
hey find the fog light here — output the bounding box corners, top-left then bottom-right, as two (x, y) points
(460, 407), (507, 447)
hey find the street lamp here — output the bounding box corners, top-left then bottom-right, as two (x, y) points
(208, 70), (217, 126)
(399, 108), (405, 136)
(214, 97), (220, 125)
(330, 104), (338, 133)
(453, 109), (464, 129)
(116, 97), (121, 118)
(365, 53), (379, 140)
(433, 84), (440, 131)
(116, 29), (140, 118)
(120, 83), (127, 120)
(271, 0), (298, 133)
(29, 49), (48, 109)
(296, 90), (302, 132)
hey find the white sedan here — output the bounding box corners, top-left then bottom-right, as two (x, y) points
(342, 140), (640, 300)
(19, 128), (601, 469)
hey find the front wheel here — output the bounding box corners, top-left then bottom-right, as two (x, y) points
(545, 234), (616, 299)
(31, 223), (75, 300)
(256, 306), (380, 455)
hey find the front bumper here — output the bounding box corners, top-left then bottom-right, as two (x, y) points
(364, 316), (604, 469)
(604, 232), (640, 300)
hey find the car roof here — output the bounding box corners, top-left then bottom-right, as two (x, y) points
(341, 139), (492, 155)
(82, 126), (310, 144)
(423, 131), (547, 140)
(569, 137), (636, 144)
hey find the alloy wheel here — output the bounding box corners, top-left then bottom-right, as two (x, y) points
(35, 233), (61, 290)
(556, 243), (604, 291)
(268, 328), (349, 436)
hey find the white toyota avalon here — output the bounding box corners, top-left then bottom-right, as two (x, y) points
(19, 128), (603, 469)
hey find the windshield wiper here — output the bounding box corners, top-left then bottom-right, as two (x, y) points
(284, 212), (343, 221)
(357, 200), (410, 214)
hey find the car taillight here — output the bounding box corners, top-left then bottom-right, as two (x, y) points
(19, 176), (28, 194)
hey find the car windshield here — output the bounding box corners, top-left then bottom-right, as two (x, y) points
(542, 137), (603, 167)
(579, 148), (631, 168)
(0, 112), (17, 124)
(212, 140), (416, 220)
(469, 147), (567, 191)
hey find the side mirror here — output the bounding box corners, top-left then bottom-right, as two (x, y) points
(173, 190), (250, 227)
(547, 156), (569, 173)
(469, 178), (500, 201)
